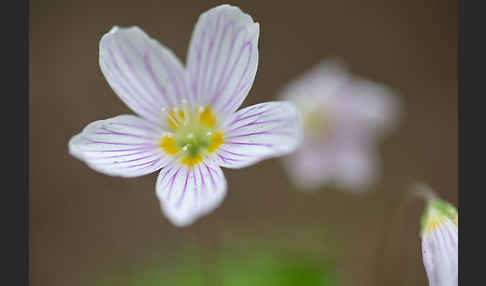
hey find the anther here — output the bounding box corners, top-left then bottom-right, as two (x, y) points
(206, 131), (213, 137)
(182, 145), (189, 152)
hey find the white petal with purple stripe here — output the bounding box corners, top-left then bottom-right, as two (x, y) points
(69, 115), (170, 177)
(187, 4), (259, 116)
(99, 26), (190, 124)
(422, 218), (458, 286)
(156, 161), (227, 227)
(215, 102), (302, 168)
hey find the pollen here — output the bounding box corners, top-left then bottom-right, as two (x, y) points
(181, 155), (203, 167)
(160, 136), (178, 155)
(159, 104), (224, 167)
(199, 107), (216, 128)
(168, 109), (186, 129)
(208, 132), (224, 153)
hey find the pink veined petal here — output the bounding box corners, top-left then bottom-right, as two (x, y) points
(279, 59), (350, 108)
(69, 115), (171, 177)
(155, 161), (227, 227)
(99, 26), (190, 125)
(422, 219), (458, 286)
(282, 142), (338, 191)
(278, 59), (400, 192)
(186, 4), (259, 117)
(333, 147), (378, 192)
(215, 101), (302, 169)
(335, 77), (401, 137)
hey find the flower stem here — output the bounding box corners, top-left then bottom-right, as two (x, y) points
(372, 183), (426, 285)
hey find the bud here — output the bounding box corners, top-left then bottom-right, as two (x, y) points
(420, 198), (458, 286)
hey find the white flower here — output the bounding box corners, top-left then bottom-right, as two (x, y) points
(420, 199), (458, 286)
(279, 59), (400, 192)
(69, 5), (302, 227)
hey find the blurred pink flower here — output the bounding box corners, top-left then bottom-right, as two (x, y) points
(279, 60), (400, 192)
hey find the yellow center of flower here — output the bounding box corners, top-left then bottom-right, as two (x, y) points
(303, 106), (333, 141)
(159, 102), (224, 167)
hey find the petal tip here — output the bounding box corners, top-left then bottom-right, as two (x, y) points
(156, 164), (228, 227)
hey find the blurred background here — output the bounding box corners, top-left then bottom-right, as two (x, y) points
(30, 0), (457, 285)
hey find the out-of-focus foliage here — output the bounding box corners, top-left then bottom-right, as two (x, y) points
(93, 250), (336, 286)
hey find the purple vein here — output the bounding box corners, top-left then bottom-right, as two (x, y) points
(200, 13), (222, 103)
(198, 165), (207, 196)
(206, 11), (228, 100)
(210, 24), (246, 102)
(211, 38), (250, 106)
(109, 121), (162, 134)
(96, 127), (155, 140)
(177, 168), (190, 208)
(143, 51), (173, 106)
(101, 59), (159, 121)
(120, 34), (164, 107)
(167, 166), (181, 201)
(224, 141), (273, 147)
(219, 42), (253, 112)
(106, 46), (160, 119)
(113, 40), (161, 111)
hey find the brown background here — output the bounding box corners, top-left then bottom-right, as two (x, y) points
(30, 0), (457, 285)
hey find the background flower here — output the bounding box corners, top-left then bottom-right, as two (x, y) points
(280, 59), (401, 192)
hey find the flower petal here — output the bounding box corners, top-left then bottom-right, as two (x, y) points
(187, 4), (259, 116)
(422, 219), (458, 286)
(333, 147), (378, 191)
(69, 115), (170, 177)
(215, 102), (302, 168)
(156, 161), (227, 227)
(99, 26), (189, 124)
(336, 77), (401, 136)
(282, 142), (337, 191)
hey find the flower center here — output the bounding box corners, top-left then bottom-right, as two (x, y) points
(159, 101), (223, 167)
(303, 107), (333, 141)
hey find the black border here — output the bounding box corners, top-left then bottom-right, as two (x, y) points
(459, 0), (476, 284)
(3, 0), (28, 285)
(458, 0), (462, 282)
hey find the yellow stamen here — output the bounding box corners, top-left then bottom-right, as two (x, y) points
(208, 132), (224, 153)
(181, 156), (203, 167)
(199, 107), (216, 128)
(168, 109), (186, 129)
(160, 136), (178, 155)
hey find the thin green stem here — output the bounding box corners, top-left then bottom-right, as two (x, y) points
(372, 183), (429, 285)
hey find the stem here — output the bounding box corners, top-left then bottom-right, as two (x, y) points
(372, 183), (428, 285)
